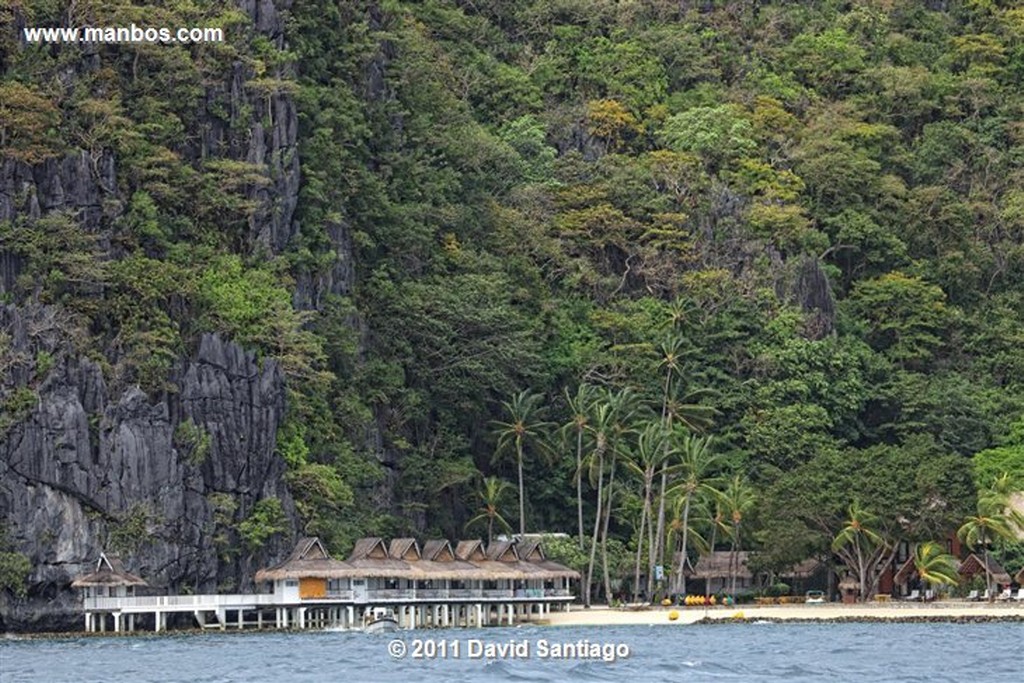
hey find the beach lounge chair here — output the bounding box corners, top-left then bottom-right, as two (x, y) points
(924, 589), (935, 602)
(1014, 589), (1024, 602)
(966, 590), (979, 601)
(995, 588), (1012, 601)
(905, 589), (920, 601)
(981, 589), (991, 601)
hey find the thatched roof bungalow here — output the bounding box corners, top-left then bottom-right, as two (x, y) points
(72, 553), (147, 594)
(958, 553), (1012, 585)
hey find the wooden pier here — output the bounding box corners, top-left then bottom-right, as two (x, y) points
(76, 537), (578, 633)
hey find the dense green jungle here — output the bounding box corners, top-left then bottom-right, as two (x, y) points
(1, 0), (1024, 625)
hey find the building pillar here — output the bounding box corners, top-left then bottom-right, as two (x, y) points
(113, 613), (122, 633)
(347, 606), (354, 629)
(442, 605), (450, 627)
(475, 604), (482, 627)
(506, 604), (513, 626)
(298, 607), (306, 630)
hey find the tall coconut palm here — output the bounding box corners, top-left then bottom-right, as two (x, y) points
(832, 502), (889, 601)
(911, 541), (960, 598)
(562, 384), (594, 549)
(582, 401), (615, 607)
(465, 476), (513, 544)
(720, 475), (756, 595)
(598, 387), (642, 604)
(623, 424), (670, 602)
(493, 390), (549, 537)
(666, 432), (722, 595)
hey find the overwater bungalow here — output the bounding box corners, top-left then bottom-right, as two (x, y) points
(71, 553), (147, 633)
(76, 536), (578, 633)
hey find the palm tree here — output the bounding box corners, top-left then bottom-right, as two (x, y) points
(666, 432), (722, 595)
(582, 401), (614, 607)
(623, 424), (669, 602)
(958, 475), (1024, 601)
(598, 388), (641, 604)
(493, 390), (549, 537)
(562, 384), (594, 549)
(720, 475), (756, 595)
(958, 512), (1018, 600)
(651, 338), (716, 584)
(465, 477), (513, 544)
(911, 541), (959, 598)
(832, 502), (889, 601)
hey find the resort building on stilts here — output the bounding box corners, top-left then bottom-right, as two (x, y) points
(75, 536), (578, 633)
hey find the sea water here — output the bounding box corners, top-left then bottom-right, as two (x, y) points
(2, 622), (1022, 682)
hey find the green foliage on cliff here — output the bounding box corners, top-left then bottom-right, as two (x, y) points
(3, 0), (1024, 585)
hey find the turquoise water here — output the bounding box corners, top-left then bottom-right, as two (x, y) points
(2, 623), (1022, 682)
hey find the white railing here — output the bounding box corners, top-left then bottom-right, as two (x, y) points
(83, 588), (573, 611)
(83, 594), (276, 611)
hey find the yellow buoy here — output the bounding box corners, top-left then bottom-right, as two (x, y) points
(732, 611), (745, 619)
(709, 595), (717, 605)
(668, 610), (680, 621)
(662, 598), (672, 607)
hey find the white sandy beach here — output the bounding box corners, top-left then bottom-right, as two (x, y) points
(543, 602), (1024, 626)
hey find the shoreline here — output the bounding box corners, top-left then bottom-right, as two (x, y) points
(545, 602), (1024, 626)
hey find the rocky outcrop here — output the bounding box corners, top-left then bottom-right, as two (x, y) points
(1, 307), (296, 631)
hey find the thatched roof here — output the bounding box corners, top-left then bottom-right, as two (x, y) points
(455, 539), (486, 562)
(518, 539), (545, 562)
(1015, 566), (1024, 585)
(256, 537), (579, 583)
(686, 551), (753, 580)
(781, 558), (823, 579)
(422, 540), (455, 562)
(254, 537), (355, 582)
(838, 575), (860, 590)
(71, 553), (147, 588)
(389, 538), (421, 561)
(958, 553), (1011, 584)
(893, 557), (917, 586)
(350, 537), (389, 560)
(485, 540), (519, 562)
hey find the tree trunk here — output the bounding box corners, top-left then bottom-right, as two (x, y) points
(584, 450), (605, 607)
(601, 457), (617, 605)
(646, 475), (657, 598)
(675, 492), (692, 596)
(576, 428), (584, 549)
(516, 438), (525, 537)
(652, 369), (673, 572)
(632, 481), (648, 603)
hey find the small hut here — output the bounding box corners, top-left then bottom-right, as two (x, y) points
(958, 553), (1012, 587)
(686, 551), (754, 595)
(72, 553), (147, 599)
(838, 575), (859, 604)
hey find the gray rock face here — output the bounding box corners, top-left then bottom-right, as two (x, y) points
(0, 0), (359, 630)
(1, 308), (296, 631)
